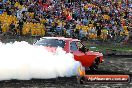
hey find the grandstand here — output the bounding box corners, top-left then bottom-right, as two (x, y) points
(0, 0), (131, 41)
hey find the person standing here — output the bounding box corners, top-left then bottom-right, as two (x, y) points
(9, 21), (16, 35)
(0, 22), (2, 34)
(96, 23), (102, 39)
(18, 19), (24, 36)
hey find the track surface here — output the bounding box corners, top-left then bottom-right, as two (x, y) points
(0, 56), (132, 88)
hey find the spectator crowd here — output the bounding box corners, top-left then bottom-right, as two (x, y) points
(0, 0), (131, 42)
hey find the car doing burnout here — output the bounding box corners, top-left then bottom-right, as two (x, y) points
(34, 37), (104, 71)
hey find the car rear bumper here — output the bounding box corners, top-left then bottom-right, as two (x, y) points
(101, 59), (104, 63)
(100, 56), (104, 63)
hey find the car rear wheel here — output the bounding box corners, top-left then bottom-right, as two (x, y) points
(89, 58), (100, 71)
(77, 76), (86, 84)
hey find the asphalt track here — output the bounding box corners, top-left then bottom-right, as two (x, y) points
(0, 56), (132, 88)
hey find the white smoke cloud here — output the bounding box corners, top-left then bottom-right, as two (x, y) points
(0, 41), (81, 80)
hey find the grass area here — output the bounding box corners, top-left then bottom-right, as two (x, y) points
(85, 42), (132, 52)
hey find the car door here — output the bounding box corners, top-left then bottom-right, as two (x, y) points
(70, 41), (87, 67)
(76, 41), (96, 67)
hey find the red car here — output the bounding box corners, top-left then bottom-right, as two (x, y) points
(34, 37), (104, 71)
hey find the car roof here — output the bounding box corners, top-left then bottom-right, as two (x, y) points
(41, 37), (80, 41)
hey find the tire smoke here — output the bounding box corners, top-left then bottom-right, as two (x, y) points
(0, 41), (81, 80)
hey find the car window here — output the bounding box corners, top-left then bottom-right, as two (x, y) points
(76, 41), (83, 48)
(35, 39), (65, 48)
(70, 41), (78, 51)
